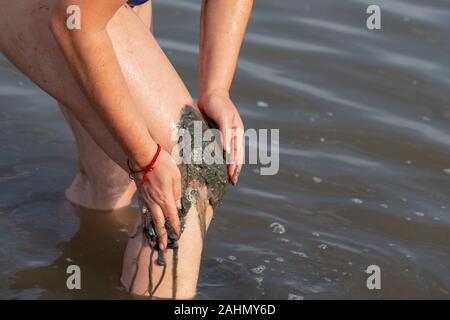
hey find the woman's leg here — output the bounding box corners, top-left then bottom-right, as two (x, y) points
(0, 0), (220, 298)
(59, 103), (136, 210)
(57, 2), (153, 210)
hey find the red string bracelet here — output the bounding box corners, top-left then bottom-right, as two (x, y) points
(127, 144), (162, 186)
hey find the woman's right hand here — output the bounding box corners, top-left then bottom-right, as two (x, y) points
(130, 148), (182, 250)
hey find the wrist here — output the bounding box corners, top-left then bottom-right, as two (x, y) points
(198, 88), (230, 108)
(199, 87), (229, 100)
(127, 143), (162, 186)
(129, 141), (159, 170)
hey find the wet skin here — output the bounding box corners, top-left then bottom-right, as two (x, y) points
(129, 106), (228, 298)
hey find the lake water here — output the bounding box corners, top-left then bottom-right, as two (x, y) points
(0, 0), (449, 299)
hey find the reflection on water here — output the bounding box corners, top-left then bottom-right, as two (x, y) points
(1, 0), (450, 299)
(10, 205), (135, 299)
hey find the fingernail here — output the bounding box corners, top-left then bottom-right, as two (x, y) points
(159, 242), (165, 251)
(176, 199), (182, 210)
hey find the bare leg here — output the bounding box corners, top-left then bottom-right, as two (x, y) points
(59, 103), (136, 210)
(56, 2), (153, 210)
(122, 198), (215, 298)
(0, 0), (221, 298)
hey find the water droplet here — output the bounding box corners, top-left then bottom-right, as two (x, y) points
(415, 211), (425, 217)
(269, 222), (286, 234)
(290, 250), (308, 258)
(288, 294), (304, 300)
(380, 203), (388, 208)
(443, 168), (450, 175)
(228, 255), (237, 261)
(256, 101), (269, 108)
(312, 231), (320, 237)
(312, 177), (322, 184)
(275, 257), (284, 262)
(320, 137), (325, 143)
(351, 198), (363, 204)
(327, 112), (334, 117)
(318, 244), (328, 250)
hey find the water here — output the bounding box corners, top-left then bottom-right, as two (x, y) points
(1, 0), (450, 299)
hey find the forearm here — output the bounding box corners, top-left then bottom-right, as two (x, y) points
(198, 0), (253, 99)
(50, 1), (156, 167)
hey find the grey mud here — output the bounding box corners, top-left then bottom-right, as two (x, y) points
(132, 105), (228, 298)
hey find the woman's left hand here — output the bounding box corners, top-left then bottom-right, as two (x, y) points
(198, 90), (244, 185)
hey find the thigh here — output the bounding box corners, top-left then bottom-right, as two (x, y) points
(57, 1), (154, 184)
(0, 0), (194, 168)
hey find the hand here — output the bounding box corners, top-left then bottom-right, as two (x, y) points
(198, 90), (244, 185)
(130, 148), (182, 250)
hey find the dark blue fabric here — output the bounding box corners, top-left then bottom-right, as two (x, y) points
(127, 0), (149, 6)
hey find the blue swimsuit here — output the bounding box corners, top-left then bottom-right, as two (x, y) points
(127, 0), (149, 6)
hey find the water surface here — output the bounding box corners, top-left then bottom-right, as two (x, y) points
(0, 0), (449, 299)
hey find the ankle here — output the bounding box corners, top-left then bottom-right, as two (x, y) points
(65, 173), (135, 210)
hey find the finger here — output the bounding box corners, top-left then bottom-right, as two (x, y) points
(219, 119), (232, 154)
(161, 194), (181, 239)
(227, 131), (237, 183)
(233, 163), (243, 184)
(172, 170), (182, 210)
(148, 201), (168, 250)
(232, 126), (244, 184)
